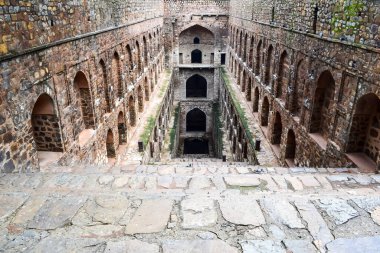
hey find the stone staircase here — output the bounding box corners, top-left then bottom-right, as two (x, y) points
(0, 163), (380, 253)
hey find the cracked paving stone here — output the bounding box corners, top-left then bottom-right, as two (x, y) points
(0, 193), (29, 223)
(294, 199), (334, 246)
(13, 196), (48, 225)
(126, 199), (173, 234)
(31, 237), (106, 253)
(28, 196), (87, 230)
(326, 236), (380, 253)
(181, 197), (217, 229)
(162, 240), (238, 253)
(261, 198), (305, 229)
(157, 176), (173, 188)
(219, 196), (265, 226)
(240, 240), (285, 253)
(283, 240), (317, 253)
(112, 176), (130, 188)
(83, 196), (130, 224)
(371, 207), (380, 226)
(316, 198), (359, 225)
(105, 239), (160, 253)
(352, 196), (380, 213)
(298, 176), (320, 188)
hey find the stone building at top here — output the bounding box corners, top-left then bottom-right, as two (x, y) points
(0, 0), (380, 173)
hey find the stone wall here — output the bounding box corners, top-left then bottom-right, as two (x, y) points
(31, 114), (63, 152)
(0, 0), (164, 57)
(0, 1), (166, 173)
(230, 0), (380, 48)
(228, 1), (380, 170)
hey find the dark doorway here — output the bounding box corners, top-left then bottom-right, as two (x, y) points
(221, 53), (226, 65)
(186, 108), (206, 132)
(191, 49), (202, 63)
(184, 138), (209, 154)
(186, 74), (207, 98)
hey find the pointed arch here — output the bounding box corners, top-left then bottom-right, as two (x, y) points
(74, 71), (94, 129)
(32, 94), (63, 152)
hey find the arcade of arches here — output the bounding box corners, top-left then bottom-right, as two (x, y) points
(1, 0), (380, 174)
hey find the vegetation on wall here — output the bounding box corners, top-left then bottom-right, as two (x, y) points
(221, 68), (256, 149)
(330, 0), (365, 37)
(213, 102), (224, 158)
(169, 105), (180, 152)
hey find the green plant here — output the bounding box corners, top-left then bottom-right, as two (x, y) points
(169, 105), (180, 152)
(221, 68), (256, 149)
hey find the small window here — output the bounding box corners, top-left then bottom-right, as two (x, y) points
(221, 53), (226, 65)
(194, 37), (200, 44)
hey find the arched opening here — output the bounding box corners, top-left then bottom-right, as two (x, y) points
(186, 108), (206, 132)
(74, 71), (95, 129)
(253, 87), (260, 112)
(239, 31), (243, 57)
(248, 36), (254, 69)
(126, 44), (133, 71)
(246, 77), (252, 101)
(194, 37), (200, 44)
(32, 94), (63, 152)
(144, 77), (150, 101)
(99, 59), (111, 113)
(137, 86), (144, 112)
(347, 93), (380, 165)
(118, 112), (127, 144)
(310, 70), (335, 139)
(136, 41), (142, 73)
(106, 129), (116, 158)
(112, 52), (123, 99)
(191, 49), (202, 63)
(285, 129), (296, 160)
(265, 45), (274, 86)
(272, 112), (282, 145)
(292, 59), (306, 116)
(261, 97), (270, 126)
(255, 40), (262, 75)
(278, 50), (289, 100)
(242, 70), (247, 92)
(143, 36), (148, 66)
(184, 138), (209, 155)
(243, 33), (248, 62)
(129, 96), (136, 127)
(186, 74), (207, 98)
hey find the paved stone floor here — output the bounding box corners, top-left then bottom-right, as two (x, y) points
(1, 162), (380, 252)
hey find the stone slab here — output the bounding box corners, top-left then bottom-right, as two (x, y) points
(224, 176), (261, 187)
(298, 176), (320, 188)
(0, 193), (29, 222)
(162, 240), (238, 253)
(326, 236), (380, 253)
(294, 199), (334, 246)
(105, 240), (160, 253)
(181, 197), (217, 229)
(126, 199), (173, 234)
(240, 240), (285, 253)
(32, 237), (105, 253)
(283, 240), (317, 253)
(219, 196), (265, 226)
(261, 198), (305, 229)
(352, 196), (380, 213)
(13, 196), (47, 225)
(28, 196), (87, 230)
(316, 198), (359, 225)
(189, 177), (213, 189)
